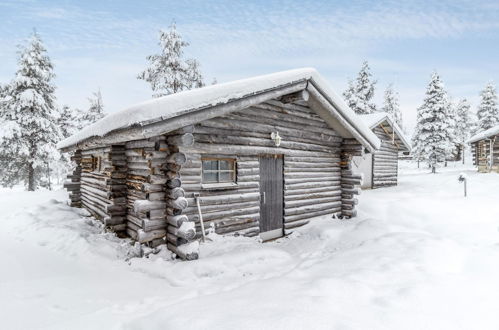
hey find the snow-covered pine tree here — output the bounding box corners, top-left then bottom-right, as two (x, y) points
(343, 61), (377, 114)
(81, 90), (105, 127)
(381, 84), (403, 129)
(342, 79), (359, 114)
(411, 72), (454, 172)
(186, 59), (204, 89)
(454, 98), (472, 162)
(411, 105), (425, 166)
(476, 82), (499, 132)
(443, 96), (457, 163)
(138, 23), (205, 97)
(58, 105), (82, 138)
(0, 32), (61, 190)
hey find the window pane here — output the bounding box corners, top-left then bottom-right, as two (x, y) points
(203, 160), (218, 171)
(219, 171), (233, 182)
(219, 160), (231, 170)
(202, 171), (218, 183)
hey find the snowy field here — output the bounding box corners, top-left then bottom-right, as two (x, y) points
(1, 161), (499, 330)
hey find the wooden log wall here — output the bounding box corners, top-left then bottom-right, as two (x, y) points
(79, 145), (127, 232)
(124, 136), (169, 247)
(178, 99), (346, 236)
(164, 130), (199, 260)
(372, 126), (399, 188)
(340, 139), (362, 218)
(63, 149), (82, 208)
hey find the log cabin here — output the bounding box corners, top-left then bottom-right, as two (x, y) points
(351, 112), (410, 189)
(468, 125), (499, 173)
(58, 68), (381, 260)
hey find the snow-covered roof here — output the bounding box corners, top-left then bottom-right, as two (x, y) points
(467, 125), (499, 144)
(58, 68), (381, 152)
(360, 112), (411, 152)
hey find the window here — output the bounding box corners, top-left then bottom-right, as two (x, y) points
(91, 156), (102, 172)
(202, 158), (236, 184)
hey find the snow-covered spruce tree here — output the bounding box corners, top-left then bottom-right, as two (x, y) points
(80, 90), (105, 127)
(381, 84), (403, 129)
(443, 96), (458, 163)
(411, 72), (454, 172)
(138, 23), (205, 97)
(411, 105), (425, 166)
(476, 82), (499, 132)
(343, 61), (377, 114)
(0, 32), (61, 190)
(454, 98), (472, 161)
(58, 105), (84, 139)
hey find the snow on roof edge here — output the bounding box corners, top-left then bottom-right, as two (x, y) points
(467, 125), (499, 144)
(359, 112), (411, 151)
(57, 68), (380, 151)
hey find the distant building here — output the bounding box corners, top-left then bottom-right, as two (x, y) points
(352, 112), (411, 189)
(468, 125), (499, 173)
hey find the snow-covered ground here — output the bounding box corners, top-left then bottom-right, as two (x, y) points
(2, 161), (499, 330)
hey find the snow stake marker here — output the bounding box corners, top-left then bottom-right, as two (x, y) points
(458, 173), (467, 197)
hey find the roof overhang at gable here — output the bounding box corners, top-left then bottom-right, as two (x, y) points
(361, 113), (411, 152)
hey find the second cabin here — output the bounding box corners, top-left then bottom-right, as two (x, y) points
(58, 68), (381, 260)
(468, 125), (499, 173)
(352, 112), (411, 189)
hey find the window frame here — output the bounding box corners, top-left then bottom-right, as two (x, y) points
(201, 157), (237, 189)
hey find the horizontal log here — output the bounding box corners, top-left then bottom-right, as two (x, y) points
(134, 200), (166, 213)
(284, 219), (310, 230)
(182, 143), (334, 158)
(167, 215), (189, 228)
(167, 152), (187, 165)
(167, 133), (194, 147)
(167, 241), (199, 260)
(284, 196), (341, 208)
(166, 196), (188, 210)
(137, 229), (166, 243)
(167, 187), (185, 199)
(183, 200), (258, 216)
(189, 206), (260, 222)
(142, 219), (168, 232)
(167, 222), (196, 240)
(284, 207), (341, 223)
(284, 201), (342, 216)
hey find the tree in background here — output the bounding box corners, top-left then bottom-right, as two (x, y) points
(453, 98), (472, 162)
(80, 89), (105, 127)
(476, 82), (499, 132)
(412, 72), (455, 172)
(138, 23), (204, 97)
(343, 61), (377, 114)
(58, 105), (81, 139)
(0, 32), (61, 190)
(381, 84), (403, 129)
(443, 96), (457, 163)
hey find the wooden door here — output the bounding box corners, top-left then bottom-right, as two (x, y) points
(259, 155), (284, 241)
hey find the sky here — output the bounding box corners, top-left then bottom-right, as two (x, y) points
(1, 0), (499, 134)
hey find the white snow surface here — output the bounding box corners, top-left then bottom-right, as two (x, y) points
(360, 112), (411, 151)
(57, 68), (380, 151)
(2, 161), (499, 329)
(468, 124), (499, 143)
